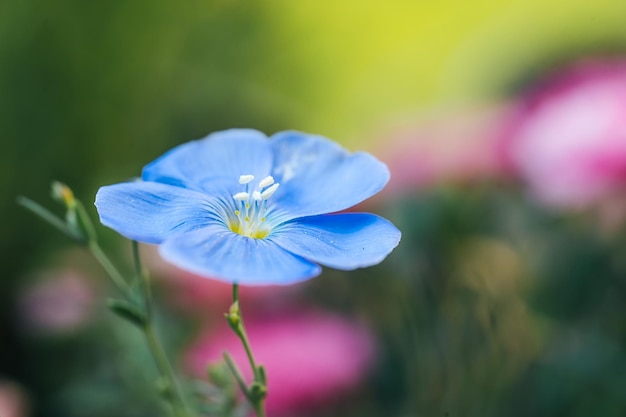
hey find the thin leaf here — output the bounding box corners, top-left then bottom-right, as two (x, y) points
(17, 196), (82, 241)
(107, 298), (147, 327)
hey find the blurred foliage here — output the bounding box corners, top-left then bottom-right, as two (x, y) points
(3, 1), (626, 416)
(334, 188), (626, 417)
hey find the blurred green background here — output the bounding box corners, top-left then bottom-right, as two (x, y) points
(2, 1), (626, 416)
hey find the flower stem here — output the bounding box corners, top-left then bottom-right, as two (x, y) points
(88, 241), (134, 297)
(132, 240), (152, 317)
(222, 352), (251, 400)
(132, 242), (194, 417)
(144, 321), (192, 417)
(91, 241), (193, 417)
(225, 284), (267, 417)
(21, 188), (194, 417)
(232, 285), (258, 374)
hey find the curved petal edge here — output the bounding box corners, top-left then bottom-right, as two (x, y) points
(269, 213), (401, 270)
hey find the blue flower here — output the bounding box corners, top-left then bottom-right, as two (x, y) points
(95, 129), (401, 285)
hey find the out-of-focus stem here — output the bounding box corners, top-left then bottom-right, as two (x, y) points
(89, 241), (133, 297)
(93, 241), (194, 417)
(226, 284), (267, 417)
(144, 321), (193, 417)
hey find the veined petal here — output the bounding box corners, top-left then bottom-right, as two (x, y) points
(268, 213), (401, 270)
(95, 182), (229, 244)
(142, 129), (273, 193)
(268, 131), (390, 221)
(159, 226), (322, 285)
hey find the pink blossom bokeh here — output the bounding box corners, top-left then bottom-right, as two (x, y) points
(499, 58), (626, 209)
(184, 310), (377, 416)
(378, 104), (511, 196)
(0, 380), (29, 417)
(17, 269), (97, 334)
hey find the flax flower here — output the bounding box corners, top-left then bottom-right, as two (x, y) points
(95, 129), (400, 284)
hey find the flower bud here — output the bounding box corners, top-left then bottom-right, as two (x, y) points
(228, 301), (241, 327)
(51, 181), (76, 209)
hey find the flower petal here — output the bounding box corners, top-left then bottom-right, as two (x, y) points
(142, 129), (273, 193)
(95, 182), (229, 244)
(159, 226), (322, 285)
(267, 131), (390, 221)
(268, 213), (401, 270)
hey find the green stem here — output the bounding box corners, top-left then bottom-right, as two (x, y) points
(228, 284), (267, 417)
(89, 241), (133, 297)
(93, 241), (193, 417)
(252, 399), (266, 417)
(17, 196), (82, 241)
(132, 241), (153, 317)
(232, 285), (258, 376)
(144, 322), (192, 417)
(22, 191), (194, 417)
(223, 352), (252, 402)
(132, 242), (193, 417)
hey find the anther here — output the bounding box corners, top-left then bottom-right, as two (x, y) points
(252, 191), (262, 201)
(259, 175), (275, 188)
(233, 192), (250, 201)
(239, 174), (255, 184)
(261, 183), (280, 200)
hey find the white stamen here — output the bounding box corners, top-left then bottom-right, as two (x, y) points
(232, 172), (279, 238)
(261, 183), (280, 200)
(259, 175), (275, 188)
(233, 192), (250, 201)
(239, 174), (255, 184)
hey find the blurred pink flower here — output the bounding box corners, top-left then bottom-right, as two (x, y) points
(17, 269), (97, 334)
(499, 58), (626, 209)
(184, 310), (377, 416)
(378, 104), (511, 196)
(0, 380), (29, 417)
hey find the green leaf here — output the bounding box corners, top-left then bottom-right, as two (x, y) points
(207, 362), (234, 389)
(107, 298), (147, 327)
(75, 200), (97, 242)
(17, 195), (83, 241)
(257, 365), (267, 385)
